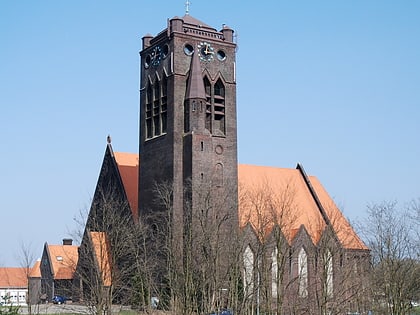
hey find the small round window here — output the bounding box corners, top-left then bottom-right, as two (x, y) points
(217, 50), (226, 61)
(162, 44), (169, 58)
(184, 43), (194, 56)
(144, 54), (151, 68)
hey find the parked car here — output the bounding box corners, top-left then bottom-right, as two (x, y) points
(52, 295), (66, 304)
(210, 309), (233, 315)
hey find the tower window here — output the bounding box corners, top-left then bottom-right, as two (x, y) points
(204, 76), (212, 132)
(213, 79), (225, 134)
(145, 75), (168, 139)
(203, 77), (226, 136)
(161, 76), (168, 133)
(146, 85), (153, 139)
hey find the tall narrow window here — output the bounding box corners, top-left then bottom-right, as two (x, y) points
(244, 245), (254, 297)
(153, 78), (160, 136)
(204, 76), (211, 131)
(325, 250), (333, 297)
(161, 76), (167, 134)
(213, 79), (225, 134)
(145, 85), (153, 139)
(272, 247), (278, 298)
(145, 75), (168, 139)
(298, 248), (308, 298)
(184, 77), (190, 133)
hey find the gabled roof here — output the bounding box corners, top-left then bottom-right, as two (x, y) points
(0, 268), (27, 288)
(238, 164), (368, 250)
(114, 152), (139, 221)
(45, 244), (78, 280)
(89, 231), (112, 287)
(107, 150), (366, 250)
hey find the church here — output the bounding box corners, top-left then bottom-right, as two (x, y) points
(74, 12), (371, 315)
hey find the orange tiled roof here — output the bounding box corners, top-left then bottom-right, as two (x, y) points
(0, 268), (27, 288)
(29, 260), (41, 278)
(238, 164), (368, 250)
(90, 231), (112, 287)
(47, 244), (78, 280)
(114, 152), (139, 221)
(110, 151), (366, 250)
(239, 164), (324, 243)
(309, 176), (367, 249)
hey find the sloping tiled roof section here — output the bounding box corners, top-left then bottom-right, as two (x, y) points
(47, 244), (78, 280)
(309, 176), (368, 250)
(90, 231), (112, 287)
(107, 152), (366, 250)
(114, 152), (139, 221)
(29, 259), (41, 278)
(0, 268), (27, 288)
(238, 164), (368, 250)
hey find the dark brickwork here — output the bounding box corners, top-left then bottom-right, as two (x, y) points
(138, 16), (238, 272)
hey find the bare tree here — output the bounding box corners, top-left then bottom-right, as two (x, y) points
(148, 178), (240, 315)
(19, 242), (36, 315)
(237, 176), (371, 315)
(310, 213), (371, 315)
(238, 177), (301, 315)
(73, 186), (141, 315)
(361, 200), (420, 315)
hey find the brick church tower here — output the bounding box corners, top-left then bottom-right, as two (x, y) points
(75, 9), (370, 314)
(138, 13), (239, 297)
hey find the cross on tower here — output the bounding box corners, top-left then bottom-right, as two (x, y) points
(185, 0), (191, 15)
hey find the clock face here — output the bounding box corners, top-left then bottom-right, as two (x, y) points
(198, 41), (214, 62)
(151, 46), (162, 66)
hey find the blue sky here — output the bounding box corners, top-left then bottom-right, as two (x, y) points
(1, 1), (419, 266)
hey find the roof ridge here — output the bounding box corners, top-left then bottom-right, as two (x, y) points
(296, 163), (331, 227)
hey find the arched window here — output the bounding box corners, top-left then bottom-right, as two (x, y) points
(145, 84), (153, 139)
(145, 75), (168, 139)
(298, 247), (308, 297)
(203, 76), (211, 131)
(161, 76), (167, 133)
(202, 77), (226, 135)
(272, 247), (278, 298)
(213, 79), (225, 134)
(244, 245), (254, 296)
(153, 76), (160, 136)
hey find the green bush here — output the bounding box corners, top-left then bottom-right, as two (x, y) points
(411, 306), (420, 315)
(0, 305), (20, 315)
